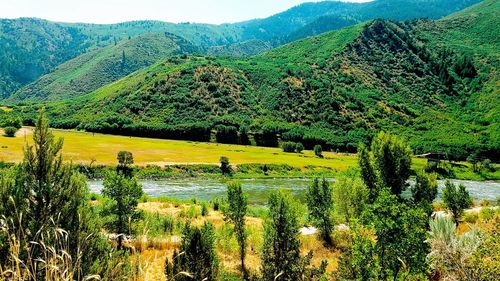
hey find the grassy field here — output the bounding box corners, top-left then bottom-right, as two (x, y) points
(3, 127), (498, 181)
(0, 127), (362, 170)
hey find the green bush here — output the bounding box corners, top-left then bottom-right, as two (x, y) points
(314, 145), (323, 158)
(463, 212), (478, 224)
(161, 216), (175, 234)
(3, 126), (17, 137)
(282, 141), (297, 153)
(295, 142), (304, 153)
(201, 203), (209, 216)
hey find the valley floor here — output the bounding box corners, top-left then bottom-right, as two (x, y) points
(1, 127), (498, 181)
(0, 127), (359, 168)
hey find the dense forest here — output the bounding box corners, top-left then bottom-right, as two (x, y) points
(2, 0), (497, 161)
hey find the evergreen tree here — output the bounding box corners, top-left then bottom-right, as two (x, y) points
(223, 182), (248, 279)
(306, 178), (334, 245)
(0, 111), (110, 277)
(261, 190), (302, 281)
(101, 163), (143, 248)
(442, 180), (472, 225)
(166, 222), (219, 281)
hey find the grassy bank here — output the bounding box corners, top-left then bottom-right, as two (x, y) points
(96, 195), (498, 281)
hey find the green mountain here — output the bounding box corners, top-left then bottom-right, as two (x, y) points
(0, 18), (91, 98)
(0, 0), (481, 99)
(9, 32), (198, 101)
(9, 0), (497, 160)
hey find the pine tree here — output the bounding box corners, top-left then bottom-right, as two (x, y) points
(0, 111), (110, 277)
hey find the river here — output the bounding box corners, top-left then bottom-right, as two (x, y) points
(88, 178), (500, 206)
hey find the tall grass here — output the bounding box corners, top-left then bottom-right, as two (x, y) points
(0, 214), (100, 281)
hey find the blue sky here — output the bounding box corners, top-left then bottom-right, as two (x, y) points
(0, 0), (372, 24)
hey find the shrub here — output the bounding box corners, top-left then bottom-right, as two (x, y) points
(3, 126), (17, 137)
(212, 198), (222, 211)
(479, 200), (490, 207)
(463, 212), (478, 224)
(161, 216), (175, 234)
(202, 203), (209, 216)
(220, 156), (233, 176)
(295, 142), (304, 153)
(314, 145), (323, 158)
(165, 222), (219, 280)
(282, 141), (297, 153)
(479, 208), (494, 221)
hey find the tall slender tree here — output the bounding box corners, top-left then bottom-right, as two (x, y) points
(358, 144), (378, 203)
(223, 182), (248, 279)
(102, 152), (143, 248)
(261, 190), (302, 281)
(306, 178), (334, 245)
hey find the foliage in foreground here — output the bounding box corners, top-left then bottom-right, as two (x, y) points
(223, 182), (249, 279)
(165, 222), (219, 281)
(306, 178), (334, 245)
(0, 112), (123, 279)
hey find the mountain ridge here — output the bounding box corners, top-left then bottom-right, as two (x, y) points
(0, 0), (481, 99)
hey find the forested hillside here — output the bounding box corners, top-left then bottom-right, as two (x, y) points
(4, 0), (497, 160)
(9, 32), (199, 101)
(0, 18), (91, 98)
(0, 0), (480, 99)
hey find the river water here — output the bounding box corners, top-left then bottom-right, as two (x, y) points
(88, 178), (500, 206)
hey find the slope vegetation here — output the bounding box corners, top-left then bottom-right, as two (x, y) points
(0, 0), (481, 98)
(10, 33), (198, 101)
(0, 18), (90, 98)
(3, 0), (497, 160)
